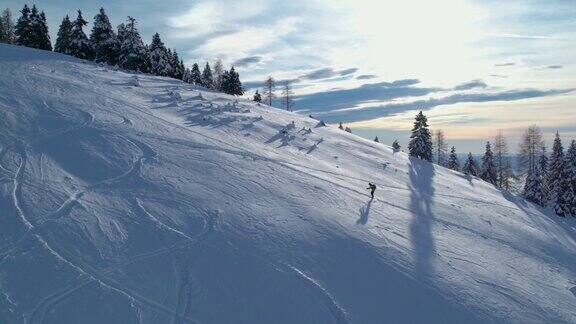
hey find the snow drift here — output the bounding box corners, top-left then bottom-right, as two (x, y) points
(0, 44), (575, 323)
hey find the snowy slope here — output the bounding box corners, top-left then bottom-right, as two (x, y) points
(0, 44), (575, 324)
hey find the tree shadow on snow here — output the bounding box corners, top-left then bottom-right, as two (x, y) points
(357, 199), (373, 225)
(500, 190), (576, 265)
(408, 157), (436, 277)
(307, 138), (324, 154)
(266, 130), (295, 148)
(454, 172), (476, 187)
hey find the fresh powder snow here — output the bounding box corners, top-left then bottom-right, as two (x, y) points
(0, 44), (575, 323)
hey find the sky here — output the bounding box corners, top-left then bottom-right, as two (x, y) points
(4, 0), (576, 153)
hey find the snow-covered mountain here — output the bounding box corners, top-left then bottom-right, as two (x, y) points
(1, 44), (575, 324)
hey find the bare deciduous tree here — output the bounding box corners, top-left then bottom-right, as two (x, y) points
(433, 130), (448, 166)
(518, 125), (544, 175)
(0, 9), (16, 44)
(494, 130), (513, 189)
(212, 59), (223, 91)
(263, 76), (275, 106)
(281, 80), (294, 111)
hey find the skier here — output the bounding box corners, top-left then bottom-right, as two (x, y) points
(366, 182), (376, 199)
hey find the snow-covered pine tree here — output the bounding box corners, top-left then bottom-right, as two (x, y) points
(190, 63), (202, 85)
(182, 68), (191, 83)
(201, 62), (213, 88)
(68, 10), (94, 60)
(27, 5), (41, 48)
(37, 11), (51, 50)
(548, 132), (564, 203)
(1, 9), (16, 44)
(0, 13), (4, 43)
(0, 13), (4, 42)
(447, 146), (460, 171)
(220, 69), (230, 93)
(165, 49), (174, 77)
(15, 4), (32, 47)
(554, 155), (573, 217)
(25, 6), (51, 50)
(462, 152), (479, 177)
(118, 17), (149, 72)
(538, 146), (550, 205)
(149, 33), (171, 76)
(345, 126), (352, 133)
(54, 15), (73, 54)
(117, 22), (126, 45)
(374, 136), (379, 143)
(171, 50), (185, 80)
(523, 166), (545, 206)
(566, 140), (576, 216)
(221, 67), (243, 96)
(90, 8), (119, 65)
(253, 90), (262, 103)
(408, 111), (433, 162)
(179, 60), (186, 80)
(27, 5), (41, 47)
(480, 141), (498, 185)
(392, 140), (401, 151)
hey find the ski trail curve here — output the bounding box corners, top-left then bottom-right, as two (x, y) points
(287, 265), (351, 324)
(37, 136), (155, 224)
(28, 198), (215, 323)
(4, 135), (200, 323)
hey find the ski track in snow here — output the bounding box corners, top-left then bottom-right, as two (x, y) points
(0, 146), (12, 175)
(12, 147), (33, 230)
(29, 202), (213, 324)
(39, 153), (44, 182)
(27, 173), (214, 323)
(0, 104), (202, 323)
(2, 45), (576, 323)
(137, 119), (519, 217)
(287, 265), (351, 324)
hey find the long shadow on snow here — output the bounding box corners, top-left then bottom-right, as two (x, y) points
(501, 190), (576, 267)
(408, 157), (436, 276)
(357, 199), (372, 225)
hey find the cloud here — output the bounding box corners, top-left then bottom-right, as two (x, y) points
(495, 62), (516, 67)
(199, 29), (265, 54)
(368, 79), (421, 88)
(545, 65), (563, 69)
(293, 79), (435, 112)
(300, 67), (358, 80)
(167, 0), (269, 37)
(356, 74), (377, 80)
(486, 33), (557, 40)
(244, 66), (359, 91)
(314, 88), (575, 123)
(339, 68), (358, 76)
(301, 68), (337, 80)
(233, 55), (264, 67)
(453, 80), (488, 91)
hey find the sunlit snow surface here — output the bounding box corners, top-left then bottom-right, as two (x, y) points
(0, 44), (575, 323)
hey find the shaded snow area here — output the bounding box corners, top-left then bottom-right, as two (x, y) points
(0, 44), (575, 323)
